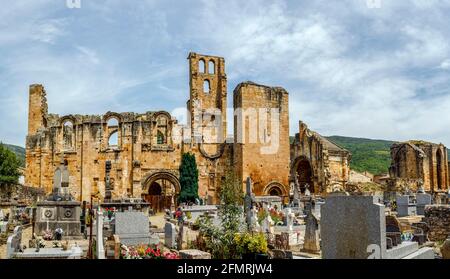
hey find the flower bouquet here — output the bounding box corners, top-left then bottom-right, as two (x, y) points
(121, 244), (179, 259)
(43, 229), (53, 241)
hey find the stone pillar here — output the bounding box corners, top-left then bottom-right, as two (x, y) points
(96, 211), (105, 259)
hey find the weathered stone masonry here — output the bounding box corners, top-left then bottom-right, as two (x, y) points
(25, 52), (352, 207)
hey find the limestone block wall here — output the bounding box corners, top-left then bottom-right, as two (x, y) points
(233, 82), (290, 200)
(424, 205), (450, 241)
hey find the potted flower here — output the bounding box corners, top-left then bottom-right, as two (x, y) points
(235, 232), (268, 260)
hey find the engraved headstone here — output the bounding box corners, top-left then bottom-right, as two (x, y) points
(114, 212), (151, 246)
(416, 193), (432, 215)
(321, 195), (386, 259)
(164, 222), (176, 249)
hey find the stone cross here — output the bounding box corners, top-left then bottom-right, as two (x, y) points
(244, 177), (253, 229)
(96, 211), (105, 259)
(304, 183), (311, 197)
(6, 226), (22, 259)
(261, 203), (274, 234)
(250, 207), (260, 232)
(52, 167), (62, 200)
(292, 174), (300, 206)
(303, 211), (320, 253)
(284, 208), (295, 232)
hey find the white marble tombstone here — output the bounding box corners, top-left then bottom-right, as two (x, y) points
(96, 211), (105, 259)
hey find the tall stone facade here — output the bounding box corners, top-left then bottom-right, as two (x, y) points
(25, 52), (360, 207)
(233, 82), (290, 202)
(24, 53), (293, 208)
(389, 141), (449, 193)
(290, 122), (351, 194)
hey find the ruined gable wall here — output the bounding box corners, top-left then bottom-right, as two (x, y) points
(233, 82), (290, 200)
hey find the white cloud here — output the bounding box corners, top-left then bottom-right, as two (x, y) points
(1, 0), (450, 149)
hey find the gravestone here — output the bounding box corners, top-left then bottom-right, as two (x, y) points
(304, 184), (311, 197)
(416, 193), (432, 215)
(250, 207), (260, 232)
(164, 222), (176, 249)
(396, 195), (416, 217)
(314, 201), (325, 219)
(302, 212), (320, 253)
(6, 226), (23, 259)
(35, 160), (81, 237)
(292, 174), (300, 207)
(179, 249), (211, 259)
(96, 211), (105, 259)
(284, 208), (294, 232)
(261, 204), (274, 234)
(321, 195), (386, 259)
(244, 177), (254, 230)
(114, 212), (150, 246)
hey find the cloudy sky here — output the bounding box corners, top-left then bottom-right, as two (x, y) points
(1, 0), (450, 147)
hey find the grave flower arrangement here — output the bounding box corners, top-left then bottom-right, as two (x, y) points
(257, 208), (268, 224)
(269, 208), (284, 225)
(102, 207), (116, 219)
(43, 229), (53, 240)
(120, 244), (179, 259)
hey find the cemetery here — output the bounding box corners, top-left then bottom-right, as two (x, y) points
(1, 167), (450, 260)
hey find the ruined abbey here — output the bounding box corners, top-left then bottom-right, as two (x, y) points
(24, 52), (357, 210)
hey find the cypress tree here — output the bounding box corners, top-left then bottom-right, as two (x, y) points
(178, 153), (199, 203)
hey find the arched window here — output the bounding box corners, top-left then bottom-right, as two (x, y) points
(208, 60), (215, 74)
(199, 59), (206, 73)
(107, 118), (119, 127)
(63, 120), (74, 150)
(203, 80), (210, 94)
(157, 131), (165, 145)
(156, 115), (168, 145)
(108, 131), (118, 147)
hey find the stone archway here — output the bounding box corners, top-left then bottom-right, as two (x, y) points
(142, 171), (180, 213)
(293, 156), (314, 194)
(263, 181), (288, 197)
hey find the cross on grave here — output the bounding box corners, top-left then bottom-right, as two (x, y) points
(244, 177), (254, 229)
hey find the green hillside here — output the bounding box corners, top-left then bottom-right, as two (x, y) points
(326, 136), (394, 175)
(290, 135), (395, 175)
(1, 143), (25, 167)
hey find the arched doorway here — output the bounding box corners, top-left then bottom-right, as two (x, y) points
(436, 150), (443, 190)
(295, 157), (313, 194)
(142, 172), (180, 213)
(263, 182), (287, 198)
(268, 186), (282, 196)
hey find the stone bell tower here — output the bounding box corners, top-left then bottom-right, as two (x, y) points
(187, 52), (227, 143)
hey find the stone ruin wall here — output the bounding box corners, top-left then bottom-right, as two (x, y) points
(290, 122), (351, 194)
(0, 183), (46, 205)
(389, 142), (449, 193)
(424, 205), (450, 242)
(233, 82), (290, 201)
(25, 101), (234, 203)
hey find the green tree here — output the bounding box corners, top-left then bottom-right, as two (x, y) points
(0, 143), (21, 184)
(197, 170), (245, 259)
(178, 153), (199, 203)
